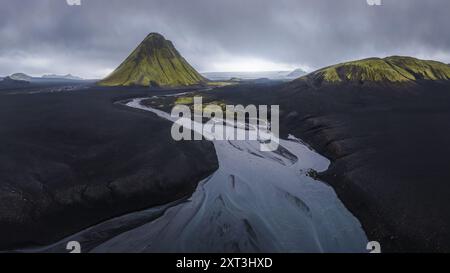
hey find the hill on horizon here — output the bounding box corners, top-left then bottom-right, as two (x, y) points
(9, 73), (33, 82)
(287, 68), (307, 78)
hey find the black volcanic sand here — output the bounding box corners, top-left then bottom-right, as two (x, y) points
(0, 85), (218, 250)
(194, 80), (450, 252)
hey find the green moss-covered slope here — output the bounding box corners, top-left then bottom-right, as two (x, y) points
(299, 56), (450, 85)
(98, 33), (207, 87)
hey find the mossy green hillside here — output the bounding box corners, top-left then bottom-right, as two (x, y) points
(300, 56), (450, 84)
(99, 33), (207, 87)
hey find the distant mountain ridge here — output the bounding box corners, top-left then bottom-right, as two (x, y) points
(202, 71), (293, 81)
(42, 74), (83, 80)
(2, 73), (84, 82)
(99, 33), (206, 87)
(297, 56), (450, 86)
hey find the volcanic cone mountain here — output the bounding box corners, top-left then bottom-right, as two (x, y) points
(99, 33), (207, 87)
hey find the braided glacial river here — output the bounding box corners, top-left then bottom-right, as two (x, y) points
(22, 96), (368, 253)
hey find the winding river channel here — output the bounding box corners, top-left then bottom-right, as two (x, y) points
(20, 95), (368, 253)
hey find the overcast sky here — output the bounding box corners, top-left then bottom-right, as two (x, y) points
(1, 0), (449, 78)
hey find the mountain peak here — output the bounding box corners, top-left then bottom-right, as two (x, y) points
(141, 33), (168, 46)
(98, 33), (206, 87)
(145, 32), (165, 40)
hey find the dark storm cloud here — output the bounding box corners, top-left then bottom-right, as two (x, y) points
(0, 0), (449, 78)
